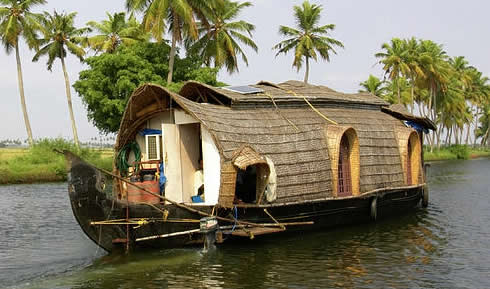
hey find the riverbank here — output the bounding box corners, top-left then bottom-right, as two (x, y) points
(1, 143), (489, 184)
(424, 146), (490, 161)
(0, 139), (113, 185)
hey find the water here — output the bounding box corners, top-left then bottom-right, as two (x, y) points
(1, 158), (489, 289)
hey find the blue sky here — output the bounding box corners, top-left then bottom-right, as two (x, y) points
(1, 0), (489, 141)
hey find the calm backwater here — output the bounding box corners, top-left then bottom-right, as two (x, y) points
(1, 158), (489, 288)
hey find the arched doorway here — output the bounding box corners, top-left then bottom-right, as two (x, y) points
(407, 138), (412, 184)
(338, 134), (352, 197)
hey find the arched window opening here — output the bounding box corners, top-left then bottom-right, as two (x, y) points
(395, 128), (422, 186)
(407, 138), (412, 185)
(338, 135), (352, 196)
(325, 125), (360, 198)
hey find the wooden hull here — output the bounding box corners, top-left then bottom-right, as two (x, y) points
(67, 156), (424, 253)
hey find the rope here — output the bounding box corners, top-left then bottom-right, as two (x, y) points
(264, 92), (300, 131)
(116, 141), (141, 176)
(231, 206), (238, 233)
(286, 90), (338, 125)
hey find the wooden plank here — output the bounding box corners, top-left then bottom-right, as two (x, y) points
(231, 227), (286, 237)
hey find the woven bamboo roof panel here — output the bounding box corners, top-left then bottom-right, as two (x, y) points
(180, 80), (388, 108)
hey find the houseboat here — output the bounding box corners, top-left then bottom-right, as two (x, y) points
(65, 80), (435, 253)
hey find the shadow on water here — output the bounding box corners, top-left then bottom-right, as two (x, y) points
(2, 158), (490, 288)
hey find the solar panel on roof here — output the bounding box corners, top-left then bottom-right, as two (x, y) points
(222, 85), (264, 94)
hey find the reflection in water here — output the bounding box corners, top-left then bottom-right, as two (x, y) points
(1, 158), (490, 288)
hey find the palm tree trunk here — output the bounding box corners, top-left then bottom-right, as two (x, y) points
(15, 44), (34, 147)
(473, 107), (480, 146)
(410, 84), (415, 113)
(459, 126), (464, 145)
(454, 125), (459, 145)
(167, 26), (178, 84)
(304, 56), (310, 84)
(445, 126), (451, 145)
(438, 109), (444, 149)
(430, 85), (437, 152)
(436, 123), (442, 149)
(61, 56), (80, 149)
(397, 77), (401, 104)
(425, 132), (432, 148)
(483, 122), (490, 146)
(420, 102), (427, 118)
(465, 121), (471, 145)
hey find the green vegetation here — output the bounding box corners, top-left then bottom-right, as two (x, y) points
(0, 139), (113, 185)
(186, 1), (257, 73)
(424, 145), (490, 161)
(2, 139), (487, 184)
(33, 11), (89, 149)
(0, 0), (46, 147)
(85, 12), (148, 54)
(273, 1), (343, 84)
(74, 41), (222, 133)
(126, 0), (209, 84)
(367, 38), (490, 148)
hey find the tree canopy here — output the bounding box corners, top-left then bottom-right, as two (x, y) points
(0, 0), (46, 146)
(188, 0), (257, 73)
(33, 10), (88, 149)
(366, 37), (490, 148)
(85, 12), (148, 54)
(73, 41), (221, 133)
(273, 0), (343, 83)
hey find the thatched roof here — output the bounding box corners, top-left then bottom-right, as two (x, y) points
(116, 81), (413, 203)
(382, 104), (436, 131)
(179, 80), (388, 108)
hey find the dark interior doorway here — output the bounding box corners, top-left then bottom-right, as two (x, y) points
(407, 139), (412, 185)
(234, 165), (257, 203)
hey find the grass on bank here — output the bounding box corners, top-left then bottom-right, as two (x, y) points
(424, 145), (490, 161)
(0, 139), (113, 184)
(1, 140), (489, 184)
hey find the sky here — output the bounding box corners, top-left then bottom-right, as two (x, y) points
(1, 0), (489, 142)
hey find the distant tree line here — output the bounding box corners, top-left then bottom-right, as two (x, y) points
(362, 38), (489, 148)
(0, 139), (25, 148)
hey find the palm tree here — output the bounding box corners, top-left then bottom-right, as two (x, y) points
(476, 101), (490, 145)
(375, 38), (411, 104)
(85, 12), (148, 54)
(358, 75), (386, 97)
(403, 37), (425, 113)
(126, 0), (202, 84)
(0, 0), (46, 146)
(449, 56), (474, 144)
(418, 40), (451, 149)
(272, 0), (343, 84)
(188, 0), (257, 73)
(468, 69), (490, 145)
(383, 77), (412, 105)
(33, 11), (88, 149)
